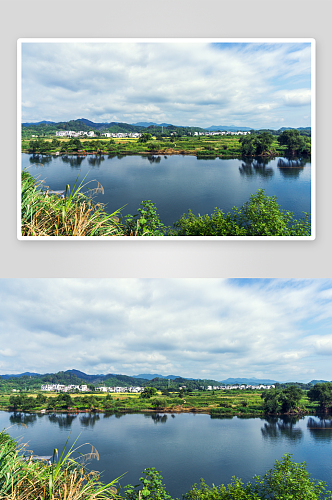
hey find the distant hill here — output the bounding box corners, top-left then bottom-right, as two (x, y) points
(1, 372), (41, 379)
(309, 379), (331, 385)
(22, 121), (56, 127)
(21, 118), (205, 136)
(132, 122), (173, 128)
(219, 377), (279, 385)
(279, 127), (311, 132)
(206, 125), (253, 132)
(65, 369), (108, 382)
(4, 370), (326, 387)
(134, 374), (183, 380)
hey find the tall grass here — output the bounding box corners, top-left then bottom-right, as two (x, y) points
(21, 169), (125, 237)
(0, 429), (121, 500)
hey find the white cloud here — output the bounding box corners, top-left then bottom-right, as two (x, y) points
(0, 279), (331, 381)
(21, 41), (312, 128)
(275, 89), (311, 107)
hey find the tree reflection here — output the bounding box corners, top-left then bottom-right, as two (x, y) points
(79, 414), (100, 427)
(48, 413), (77, 429)
(210, 415), (234, 420)
(88, 155), (105, 167)
(9, 412), (37, 427)
(307, 416), (332, 442)
(277, 158), (305, 179)
(29, 154), (52, 165)
(61, 155), (85, 168)
(238, 158), (274, 179)
(142, 413), (168, 424)
(146, 155), (162, 164)
(261, 416), (303, 442)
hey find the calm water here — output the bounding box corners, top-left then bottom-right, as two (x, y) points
(22, 154), (311, 227)
(2, 411), (331, 498)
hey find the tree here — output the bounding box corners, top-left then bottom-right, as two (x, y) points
(254, 132), (274, 155)
(308, 382), (332, 411)
(68, 138), (82, 152)
(124, 468), (172, 500)
(35, 393), (47, 405)
(239, 132), (274, 155)
(279, 385), (303, 412)
(239, 135), (256, 155)
(138, 133), (152, 143)
(140, 387), (158, 399)
(278, 129), (306, 155)
(124, 201), (167, 236)
(54, 393), (73, 408)
(261, 385), (303, 413)
(51, 138), (61, 148)
(232, 189), (310, 236)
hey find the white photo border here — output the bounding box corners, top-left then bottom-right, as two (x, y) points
(17, 38), (316, 241)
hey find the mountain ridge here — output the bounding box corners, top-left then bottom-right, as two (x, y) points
(22, 118), (311, 133)
(0, 370), (326, 386)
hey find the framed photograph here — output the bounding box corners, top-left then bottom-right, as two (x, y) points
(18, 38), (315, 240)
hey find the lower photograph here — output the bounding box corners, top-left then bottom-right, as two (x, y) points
(1, 278), (331, 499)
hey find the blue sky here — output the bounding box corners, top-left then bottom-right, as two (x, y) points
(0, 279), (330, 382)
(21, 40), (312, 129)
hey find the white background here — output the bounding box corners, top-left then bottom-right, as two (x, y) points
(2, 0), (330, 278)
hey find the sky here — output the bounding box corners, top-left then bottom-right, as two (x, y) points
(0, 278), (331, 382)
(21, 40), (312, 129)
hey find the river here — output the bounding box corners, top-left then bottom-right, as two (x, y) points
(21, 154), (311, 228)
(1, 411), (330, 498)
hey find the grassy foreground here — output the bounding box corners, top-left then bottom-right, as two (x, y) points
(0, 430), (120, 500)
(1, 430), (331, 500)
(21, 170), (125, 237)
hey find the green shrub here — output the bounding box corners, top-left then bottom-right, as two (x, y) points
(182, 454), (332, 500)
(173, 189), (310, 236)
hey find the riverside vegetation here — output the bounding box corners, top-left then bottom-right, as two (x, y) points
(21, 171), (310, 237)
(1, 430), (332, 500)
(21, 130), (311, 158)
(1, 383), (331, 416)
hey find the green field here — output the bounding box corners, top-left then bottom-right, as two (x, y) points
(0, 388), (319, 416)
(21, 133), (307, 158)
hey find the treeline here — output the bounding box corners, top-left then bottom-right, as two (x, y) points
(239, 130), (311, 156)
(261, 382), (332, 413)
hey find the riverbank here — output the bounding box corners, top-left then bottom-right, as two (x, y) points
(21, 133), (311, 159)
(1, 387), (319, 416)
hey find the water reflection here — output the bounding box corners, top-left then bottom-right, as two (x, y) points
(88, 156), (105, 167)
(277, 158), (307, 179)
(143, 413), (168, 424)
(48, 413), (77, 428)
(79, 414), (100, 427)
(307, 416), (332, 442)
(29, 154), (52, 166)
(144, 155), (162, 164)
(61, 155), (85, 168)
(210, 415), (234, 420)
(261, 416), (303, 442)
(277, 158), (306, 169)
(239, 158), (274, 179)
(10, 412), (37, 426)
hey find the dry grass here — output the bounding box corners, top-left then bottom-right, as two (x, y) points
(0, 430), (121, 500)
(21, 169), (126, 237)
